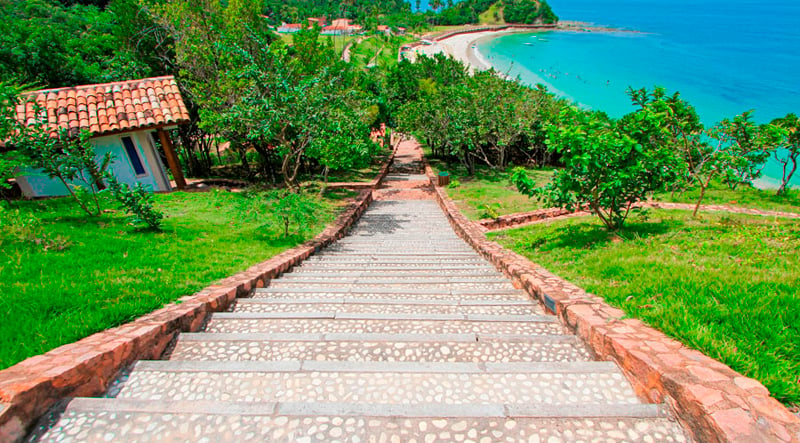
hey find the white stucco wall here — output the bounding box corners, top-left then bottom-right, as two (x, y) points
(16, 130), (172, 198)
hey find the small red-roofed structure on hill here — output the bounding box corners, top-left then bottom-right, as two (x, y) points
(277, 23), (304, 33)
(13, 76), (189, 197)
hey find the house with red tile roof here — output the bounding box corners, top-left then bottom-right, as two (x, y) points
(13, 76), (189, 198)
(277, 23), (304, 33)
(307, 17), (327, 28)
(321, 18), (364, 35)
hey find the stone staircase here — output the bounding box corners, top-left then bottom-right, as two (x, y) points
(30, 144), (692, 442)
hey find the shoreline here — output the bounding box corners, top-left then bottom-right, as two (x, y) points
(412, 22), (641, 74)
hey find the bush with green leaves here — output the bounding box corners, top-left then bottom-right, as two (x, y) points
(513, 102), (682, 231)
(2, 96), (110, 216)
(269, 191), (321, 238)
(104, 173), (164, 230)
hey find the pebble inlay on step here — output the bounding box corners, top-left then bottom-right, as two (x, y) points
(167, 334), (595, 363)
(31, 140), (692, 442)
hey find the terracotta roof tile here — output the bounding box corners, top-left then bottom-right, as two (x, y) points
(16, 76), (190, 138)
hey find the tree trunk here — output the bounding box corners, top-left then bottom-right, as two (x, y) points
(777, 156), (798, 195)
(693, 183), (708, 217)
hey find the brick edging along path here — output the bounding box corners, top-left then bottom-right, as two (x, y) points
(0, 189), (375, 442)
(422, 158), (800, 442)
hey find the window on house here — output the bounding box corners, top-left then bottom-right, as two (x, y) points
(121, 136), (147, 176)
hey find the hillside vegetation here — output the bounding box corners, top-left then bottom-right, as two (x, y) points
(436, 0), (558, 26)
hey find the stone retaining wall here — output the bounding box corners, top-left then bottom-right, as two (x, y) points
(0, 190), (375, 443)
(423, 162), (800, 443)
(477, 207), (589, 231)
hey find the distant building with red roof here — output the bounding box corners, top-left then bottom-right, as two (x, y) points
(277, 23), (304, 33)
(13, 76), (189, 197)
(308, 17), (327, 28)
(322, 18), (364, 35)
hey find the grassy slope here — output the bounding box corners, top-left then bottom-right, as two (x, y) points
(478, 2), (505, 25)
(0, 190), (351, 369)
(490, 210), (800, 407)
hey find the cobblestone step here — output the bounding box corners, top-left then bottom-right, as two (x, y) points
(287, 269), (502, 277)
(301, 258), (491, 265)
(267, 281), (517, 290)
(167, 333), (594, 363)
(232, 299), (544, 315)
(293, 264), (498, 272)
(34, 399), (690, 443)
(251, 287), (531, 302)
(272, 275), (510, 283)
(204, 313), (565, 335)
(113, 361), (639, 405)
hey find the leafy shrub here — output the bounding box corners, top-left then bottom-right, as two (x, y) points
(104, 173), (164, 230)
(447, 179), (461, 189)
(269, 191), (321, 238)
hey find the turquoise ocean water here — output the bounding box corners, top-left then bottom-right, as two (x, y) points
(475, 0), (800, 188)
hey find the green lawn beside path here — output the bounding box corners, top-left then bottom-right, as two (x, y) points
(0, 190), (349, 370)
(489, 210), (800, 408)
(426, 159), (555, 220)
(429, 156), (800, 219)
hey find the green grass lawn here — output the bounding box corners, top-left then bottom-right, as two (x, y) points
(350, 35), (417, 69)
(0, 189), (351, 370)
(426, 157), (554, 220)
(427, 156), (800, 219)
(489, 210), (800, 407)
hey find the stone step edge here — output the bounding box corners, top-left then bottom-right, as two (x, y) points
(209, 313), (555, 323)
(236, 298), (536, 307)
(293, 266), (497, 271)
(274, 278), (505, 283)
(284, 272), (503, 277)
(64, 398), (668, 419)
(253, 288), (525, 295)
(132, 360), (616, 374)
(175, 332), (580, 343)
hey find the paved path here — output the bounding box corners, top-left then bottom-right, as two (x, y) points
(32, 140), (692, 442)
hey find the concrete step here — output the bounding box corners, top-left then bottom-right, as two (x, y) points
(34, 399), (690, 443)
(114, 361), (639, 406)
(293, 264), (498, 272)
(271, 276), (511, 284)
(232, 299), (544, 316)
(301, 258), (491, 265)
(267, 281), (517, 290)
(203, 313), (565, 335)
(167, 333), (594, 363)
(313, 252), (481, 258)
(252, 288), (530, 302)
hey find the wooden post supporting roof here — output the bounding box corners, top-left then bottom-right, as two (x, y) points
(157, 128), (186, 190)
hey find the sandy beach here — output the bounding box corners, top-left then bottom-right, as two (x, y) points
(407, 23), (635, 74)
(411, 29), (522, 73)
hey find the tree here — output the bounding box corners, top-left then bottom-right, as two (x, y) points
(513, 104), (681, 231)
(1, 86), (110, 215)
(715, 111), (777, 189)
(771, 113), (799, 195)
